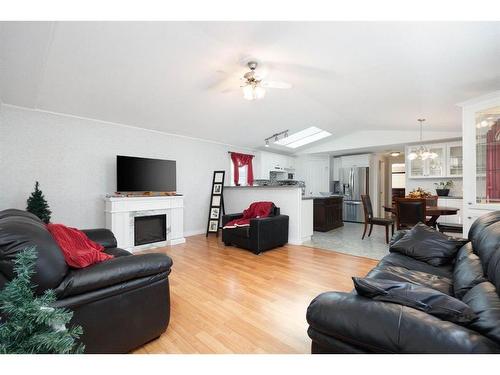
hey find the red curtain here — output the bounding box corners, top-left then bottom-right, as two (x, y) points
(486, 120), (500, 202)
(230, 152), (254, 186)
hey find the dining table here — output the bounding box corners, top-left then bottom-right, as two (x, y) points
(383, 205), (459, 227)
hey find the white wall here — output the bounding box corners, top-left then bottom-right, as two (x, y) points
(0, 105), (255, 236)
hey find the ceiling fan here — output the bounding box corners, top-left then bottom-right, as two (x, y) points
(240, 61), (292, 100)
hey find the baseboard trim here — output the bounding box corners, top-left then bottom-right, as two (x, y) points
(183, 229), (206, 237)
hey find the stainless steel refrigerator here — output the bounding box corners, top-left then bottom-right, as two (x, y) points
(339, 167), (369, 223)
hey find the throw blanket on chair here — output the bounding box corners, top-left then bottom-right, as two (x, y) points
(224, 201), (275, 228)
(46, 223), (113, 268)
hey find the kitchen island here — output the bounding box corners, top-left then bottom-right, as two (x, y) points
(313, 196), (344, 232)
(223, 186), (313, 245)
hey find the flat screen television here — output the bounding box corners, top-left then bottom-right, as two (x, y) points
(117, 155), (176, 192)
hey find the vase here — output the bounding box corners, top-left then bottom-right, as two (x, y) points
(436, 189), (450, 196)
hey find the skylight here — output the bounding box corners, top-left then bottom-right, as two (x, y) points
(275, 126), (331, 149)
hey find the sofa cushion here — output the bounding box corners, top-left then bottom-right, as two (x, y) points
(0, 211), (68, 294)
(353, 277), (477, 325)
(462, 281), (500, 344)
(227, 226), (250, 239)
(390, 223), (468, 266)
(378, 252), (453, 279)
(453, 244), (487, 299)
(367, 265), (453, 295)
(468, 211), (500, 275)
(104, 247), (132, 258)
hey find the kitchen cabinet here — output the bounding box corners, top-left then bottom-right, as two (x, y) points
(255, 151), (296, 179)
(446, 141), (463, 177)
(459, 91), (500, 235)
(406, 142), (464, 179)
(407, 143), (446, 178)
(332, 157), (341, 180)
(313, 197), (343, 232)
(340, 154), (371, 168)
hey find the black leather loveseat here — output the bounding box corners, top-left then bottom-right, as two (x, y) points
(0, 209), (172, 353)
(307, 211), (500, 353)
(222, 205), (289, 254)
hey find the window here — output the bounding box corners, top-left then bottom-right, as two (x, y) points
(230, 159), (249, 186)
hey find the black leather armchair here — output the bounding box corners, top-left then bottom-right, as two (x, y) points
(222, 206), (289, 254)
(307, 211), (500, 353)
(0, 209), (172, 353)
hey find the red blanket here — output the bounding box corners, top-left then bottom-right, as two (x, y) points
(46, 223), (113, 268)
(224, 201), (274, 228)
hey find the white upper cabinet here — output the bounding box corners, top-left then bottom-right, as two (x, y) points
(446, 141), (463, 177)
(340, 154), (371, 168)
(255, 151), (296, 179)
(406, 142), (460, 179)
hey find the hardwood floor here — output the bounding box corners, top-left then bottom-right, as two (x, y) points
(134, 234), (377, 354)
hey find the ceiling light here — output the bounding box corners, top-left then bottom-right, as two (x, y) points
(407, 119), (438, 161)
(390, 152), (400, 157)
(265, 139), (269, 147)
(275, 127), (332, 149)
(242, 84), (265, 101)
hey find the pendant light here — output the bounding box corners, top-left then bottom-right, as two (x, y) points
(407, 119), (438, 161)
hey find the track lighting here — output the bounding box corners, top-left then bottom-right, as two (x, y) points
(264, 130), (289, 148)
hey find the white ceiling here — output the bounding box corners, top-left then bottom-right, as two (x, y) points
(1, 21), (499, 152)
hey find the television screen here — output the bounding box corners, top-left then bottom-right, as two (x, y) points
(117, 155), (176, 192)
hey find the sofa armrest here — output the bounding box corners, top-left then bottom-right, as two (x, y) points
(81, 228), (117, 249)
(222, 213), (243, 227)
(307, 291), (500, 353)
(55, 253), (173, 298)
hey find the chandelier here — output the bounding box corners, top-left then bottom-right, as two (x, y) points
(407, 119), (438, 161)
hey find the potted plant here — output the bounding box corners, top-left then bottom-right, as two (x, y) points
(434, 180), (453, 196)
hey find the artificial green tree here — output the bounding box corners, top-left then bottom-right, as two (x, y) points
(0, 247), (84, 354)
(26, 181), (52, 224)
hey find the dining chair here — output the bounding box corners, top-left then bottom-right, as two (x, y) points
(426, 196), (438, 207)
(395, 198), (427, 230)
(361, 195), (394, 244)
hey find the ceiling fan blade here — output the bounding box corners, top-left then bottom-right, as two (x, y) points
(261, 81), (292, 89)
(267, 61), (335, 80)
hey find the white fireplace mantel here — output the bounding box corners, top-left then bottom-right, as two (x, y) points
(105, 195), (185, 252)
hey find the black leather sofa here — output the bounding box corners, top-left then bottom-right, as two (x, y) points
(222, 206), (289, 254)
(0, 209), (172, 353)
(307, 211), (500, 353)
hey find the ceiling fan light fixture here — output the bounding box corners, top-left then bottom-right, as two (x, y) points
(242, 84), (266, 101)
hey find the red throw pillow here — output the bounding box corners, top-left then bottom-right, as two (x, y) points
(46, 223), (113, 268)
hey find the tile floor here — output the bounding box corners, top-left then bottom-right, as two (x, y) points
(303, 222), (391, 260)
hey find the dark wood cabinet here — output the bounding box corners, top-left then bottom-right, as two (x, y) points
(313, 197), (344, 232)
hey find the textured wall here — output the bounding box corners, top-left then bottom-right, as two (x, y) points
(0, 105), (254, 235)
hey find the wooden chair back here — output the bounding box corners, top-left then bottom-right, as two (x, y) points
(361, 195), (373, 222)
(395, 198), (427, 230)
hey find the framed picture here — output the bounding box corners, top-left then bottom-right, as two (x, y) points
(210, 207), (220, 219)
(211, 195), (221, 207)
(213, 183), (222, 194)
(214, 172), (224, 183)
(208, 220), (219, 232)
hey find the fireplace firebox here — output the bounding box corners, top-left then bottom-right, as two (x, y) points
(134, 214), (167, 246)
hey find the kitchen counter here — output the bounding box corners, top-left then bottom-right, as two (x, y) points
(438, 196), (463, 199)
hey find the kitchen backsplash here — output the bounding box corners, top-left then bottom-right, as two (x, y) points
(405, 178), (463, 197)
